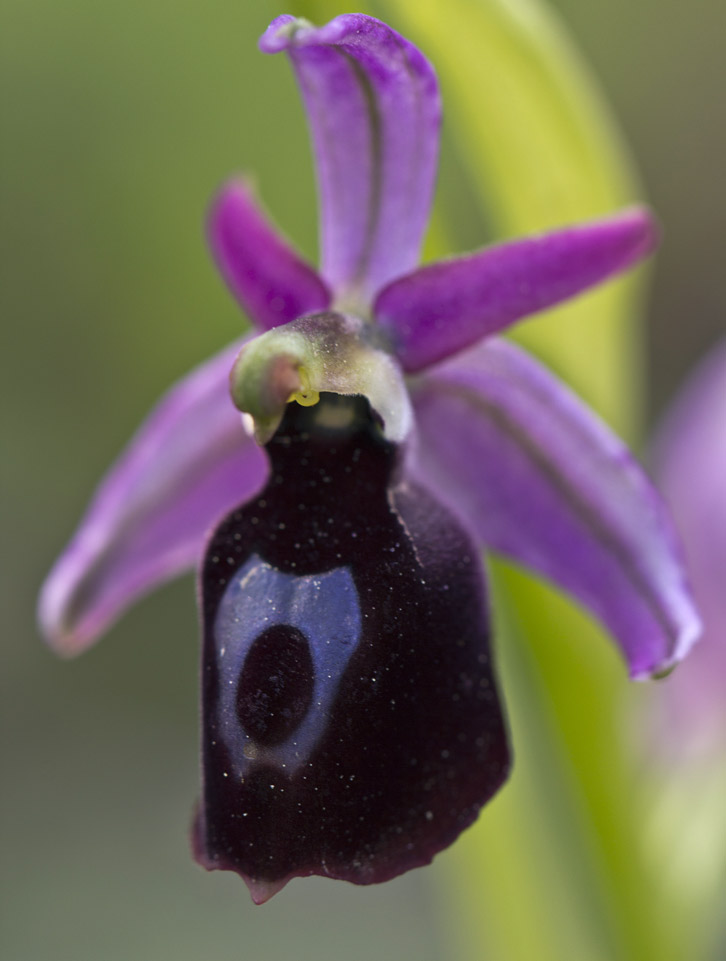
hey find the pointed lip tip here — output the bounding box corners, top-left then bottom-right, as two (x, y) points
(244, 875), (291, 905)
(193, 815), (299, 904)
(192, 839), (292, 904)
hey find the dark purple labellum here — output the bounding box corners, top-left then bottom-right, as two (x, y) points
(194, 394), (510, 902)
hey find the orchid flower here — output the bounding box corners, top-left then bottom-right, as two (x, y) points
(638, 343), (726, 953)
(38, 13), (700, 903)
(652, 341), (726, 758)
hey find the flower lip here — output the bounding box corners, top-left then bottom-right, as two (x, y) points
(196, 394), (510, 896)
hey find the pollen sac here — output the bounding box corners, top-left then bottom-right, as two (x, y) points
(194, 394), (510, 902)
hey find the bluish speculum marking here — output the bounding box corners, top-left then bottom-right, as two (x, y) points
(214, 555), (361, 774)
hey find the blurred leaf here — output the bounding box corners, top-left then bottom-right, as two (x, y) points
(387, 0), (648, 434)
(368, 2), (687, 961)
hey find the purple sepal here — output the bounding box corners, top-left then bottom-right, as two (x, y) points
(38, 340), (269, 655)
(194, 396), (509, 900)
(410, 339), (701, 679)
(376, 207), (658, 372)
(260, 15), (441, 306)
(653, 341), (726, 751)
(208, 179), (330, 330)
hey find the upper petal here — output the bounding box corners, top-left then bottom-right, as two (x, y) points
(410, 339), (700, 679)
(376, 207), (657, 372)
(208, 179), (330, 330)
(38, 340), (269, 655)
(260, 14), (440, 307)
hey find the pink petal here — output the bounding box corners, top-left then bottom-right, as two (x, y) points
(652, 341), (726, 752)
(261, 14), (440, 306)
(39, 340), (268, 655)
(376, 207), (657, 372)
(208, 179), (330, 330)
(410, 339), (700, 678)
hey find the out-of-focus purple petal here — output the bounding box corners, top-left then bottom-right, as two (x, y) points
(376, 207), (657, 373)
(410, 338), (700, 679)
(653, 341), (726, 752)
(39, 340), (269, 656)
(260, 15), (440, 306)
(208, 180), (330, 330)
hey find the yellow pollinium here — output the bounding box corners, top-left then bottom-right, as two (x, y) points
(288, 367), (320, 408)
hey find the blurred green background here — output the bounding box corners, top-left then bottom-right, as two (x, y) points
(2, 0), (724, 959)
